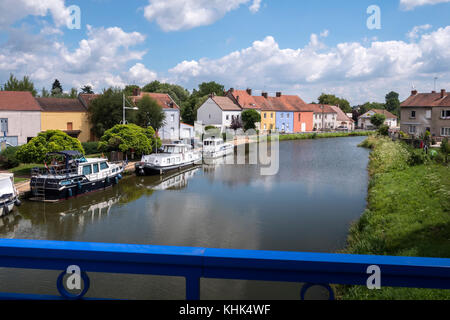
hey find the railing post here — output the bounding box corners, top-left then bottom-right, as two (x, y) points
(186, 276), (200, 300)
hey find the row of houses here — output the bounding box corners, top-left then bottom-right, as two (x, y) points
(197, 89), (355, 133)
(0, 90), (194, 146)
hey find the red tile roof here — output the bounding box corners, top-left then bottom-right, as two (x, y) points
(401, 90), (450, 107)
(329, 105), (354, 122)
(0, 91), (42, 111)
(78, 93), (101, 109)
(131, 92), (180, 110)
(372, 109), (398, 119)
(37, 97), (87, 112)
(227, 89), (308, 112)
(211, 96), (242, 111)
(306, 104), (338, 114)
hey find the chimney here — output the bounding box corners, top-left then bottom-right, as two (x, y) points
(432, 91), (436, 93)
(262, 92), (268, 99)
(411, 90), (418, 95)
(230, 88), (234, 93)
(246, 88), (252, 96)
(276, 92), (282, 98)
(441, 89), (446, 98)
(132, 87), (141, 96)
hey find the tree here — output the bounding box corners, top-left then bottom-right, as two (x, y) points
(51, 79), (63, 96)
(241, 109), (261, 131)
(87, 88), (127, 138)
(385, 91), (400, 117)
(230, 115), (242, 131)
(318, 93), (352, 113)
(441, 138), (449, 163)
(370, 114), (386, 128)
(124, 85), (140, 97)
(2, 74), (37, 96)
(69, 88), (78, 99)
(98, 124), (161, 157)
(181, 95), (208, 125)
(135, 95), (166, 131)
(358, 102), (385, 116)
(197, 81), (225, 97)
(16, 130), (84, 164)
(81, 85), (94, 94)
(41, 87), (50, 97)
(142, 81), (190, 106)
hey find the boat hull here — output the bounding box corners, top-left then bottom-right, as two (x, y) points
(30, 173), (123, 202)
(135, 161), (199, 176)
(0, 198), (17, 217)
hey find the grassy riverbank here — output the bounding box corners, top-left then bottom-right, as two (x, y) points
(339, 136), (450, 300)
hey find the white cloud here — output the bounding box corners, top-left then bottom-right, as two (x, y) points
(0, 0), (72, 27)
(407, 24), (432, 40)
(169, 27), (450, 104)
(0, 25), (150, 92)
(144, 0), (262, 32)
(400, 0), (450, 10)
(128, 63), (158, 85)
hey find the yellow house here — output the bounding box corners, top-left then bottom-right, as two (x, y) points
(260, 110), (276, 132)
(37, 97), (93, 142)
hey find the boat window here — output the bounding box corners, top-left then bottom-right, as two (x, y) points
(93, 163), (99, 173)
(83, 165), (92, 175)
(100, 162), (109, 170)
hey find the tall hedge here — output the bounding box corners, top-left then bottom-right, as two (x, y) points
(16, 130), (85, 164)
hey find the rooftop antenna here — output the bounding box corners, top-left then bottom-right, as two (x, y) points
(434, 76), (438, 92)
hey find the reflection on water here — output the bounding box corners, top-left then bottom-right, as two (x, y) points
(0, 137), (370, 299)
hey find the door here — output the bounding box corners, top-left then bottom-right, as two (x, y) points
(301, 123), (306, 132)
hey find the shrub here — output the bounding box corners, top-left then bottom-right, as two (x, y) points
(441, 138), (449, 163)
(16, 130), (84, 164)
(408, 149), (429, 166)
(378, 125), (389, 136)
(82, 141), (100, 155)
(0, 146), (20, 169)
(98, 124), (160, 157)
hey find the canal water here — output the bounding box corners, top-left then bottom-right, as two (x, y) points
(0, 136), (370, 299)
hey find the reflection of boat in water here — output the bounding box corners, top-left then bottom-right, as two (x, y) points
(0, 173), (21, 217)
(30, 151), (124, 202)
(203, 137), (234, 159)
(152, 168), (200, 190)
(135, 144), (202, 176)
(59, 196), (120, 220)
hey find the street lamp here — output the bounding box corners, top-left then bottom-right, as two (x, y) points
(121, 94), (139, 124)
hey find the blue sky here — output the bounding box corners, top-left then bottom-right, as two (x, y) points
(1, 0), (450, 104)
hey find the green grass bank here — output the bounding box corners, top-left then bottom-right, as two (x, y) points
(339, 136), (450, 300)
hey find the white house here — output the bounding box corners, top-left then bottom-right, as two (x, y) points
(358, 109), (398, 129)
(0, 91), (42, 146)
(180, 122), (194, 140)
(197, 95), (242, 132)
(130, 90), (181, 141)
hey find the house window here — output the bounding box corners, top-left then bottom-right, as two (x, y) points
(426, 110), (432, 119)
(298, 114), (301, 121)
(411, 111), (416, 118)
(171, 128), (175, 135)
(281, 113), (284, 118)
(0, 119), (8, 133)
(270, 113), (273, 119)
(264, 113), (267, 119)
(171, 114), (175, 122)
(264, 124), (267, 130)
(67, 122), (73, 131)
(441, 110), (450, 119)
(409, 126), (417, 134)
(287, 113), (290, 118)
(226, 115), (229, 121)
(441, 128), (450, 136)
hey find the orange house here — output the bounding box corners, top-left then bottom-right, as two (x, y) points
(294, 110), (314, 133)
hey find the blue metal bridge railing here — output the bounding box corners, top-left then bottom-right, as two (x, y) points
(0, 239), (449, 300)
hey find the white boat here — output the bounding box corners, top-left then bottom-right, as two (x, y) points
(135, 143), (202, 175)
(202, 137), (234, 159)
(0, 173), (21, 217)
